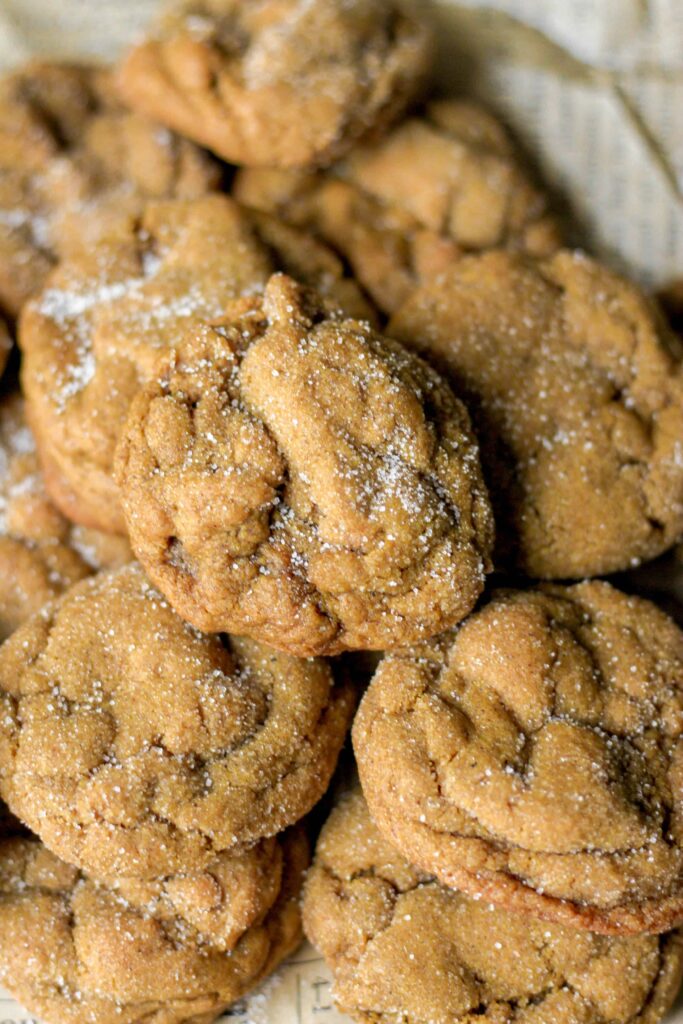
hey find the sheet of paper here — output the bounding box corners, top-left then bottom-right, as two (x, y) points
(0, 1), (681, 1022)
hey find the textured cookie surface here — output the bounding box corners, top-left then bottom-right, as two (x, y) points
(235, 99), (561, 314)
(0, 563), (353, 880)
(354, 582), (683, 934)
(119, 0), (433, 169)
(19, 193), (370, 534)
(0, 392), (90, 640)
(0, 60), (220, 320)
(304, 789), (683, 1024)
(390, 249), (683, 577)
(116, 273), (493, 656)
(0, 828), (306, 1024)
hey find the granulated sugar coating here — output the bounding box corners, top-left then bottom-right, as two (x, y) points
(304, 789), (683, 1024)
(115, 273), (494, 656)
(390, 249), (683, 578)
(19, 193), (374, 535)
(354, 582), (683, 935)
(118, 0), (433, 170)
(0, 828), (307, 1024)
(0, 563), (353, 880)
(0, 392), (90, 640)
(0, 61), (220, 320)
(234, 99), (562, 315)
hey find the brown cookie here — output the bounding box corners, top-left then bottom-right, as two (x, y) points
(354, 582), (683, 935)
(115, 273), (493, 656)
(304, 788), (683, 1024)
(0, 563), (354, 881)
(390, 249), (683, 578)
(118, 0), (433, 170)
(0, 60), (220, 320)
(19, 193), (374, 534)
(0, 392), (90, 640)
(0, 828), (306, 1024)
(234, 99), (561, 314)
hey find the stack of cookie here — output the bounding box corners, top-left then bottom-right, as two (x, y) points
(0, 1), (681, 1023)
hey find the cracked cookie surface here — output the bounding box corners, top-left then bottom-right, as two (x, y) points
(0, 60), (220, 320)
(390, 249), (683, 578)
(0, 563), (353, 880)
(118, 0), (433, 169)
(304, 788), (683, 1024)
(0, 828), (306, 1024)
(235, 99), (561, 314)
(19, 193), (372, 534)
(115, 273), (493, 656)
(353, 582), (683, 934)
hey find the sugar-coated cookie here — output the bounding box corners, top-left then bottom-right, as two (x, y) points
(354, 582), (683, 934)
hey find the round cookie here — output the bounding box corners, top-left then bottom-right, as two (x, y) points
(115, 273), (494, 656)
(304, 788), (683, 1024)
(0, 392), (90, 640)
(19, 193), (374, 534)
(389, 249), (683, 578)
(0, 828), (306, 1024)
(354, 582), (683, 935)
(118, 0), (433, 170)
(234, 99), (562, 314)
(0, 563), (354, 880)
(0, 60), (220, 320)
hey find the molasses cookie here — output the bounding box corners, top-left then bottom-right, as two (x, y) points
(0, 60), (220, 320)
(0, 828), (306, 1024)
(354, 582), (683, 934)
(20, 193), (372, 534)
(0, 392), (90, 640)
(115, 273), (493, 656)
(118, 0), (433, 169)
(305, 788), (683, 1024)
(0, 563), (353, 880)
(390, 250), (683, 577)
(234, 99), (561, 313)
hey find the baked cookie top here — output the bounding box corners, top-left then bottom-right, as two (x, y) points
(0, 391), (90, 640)
(0, 60), (220, 320)
(0, 563), (353, 880)
(0, 828), (306, 1024)
(115, 273), (494, 656)
(304, 788), (683, 1024)
(19, 193), (371, 535)
(235, 99), (561, 314)
(118, 0), (433, 169)
(390, 249), (683, 578)
(353, 582), (683, 935)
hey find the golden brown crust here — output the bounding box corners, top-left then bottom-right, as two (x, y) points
(304, 789), (683, 1024)
(0, 563), (353, 880)
(118, 0), (433, 170)
(0, 60), (220, 320)
(234, 99), (561, 314)
(389, 249), (683, 578)
(0, 828), (306, 1024)
(115, 273), (493, 656)
(19, 194), (375, 534)
(354, 582), (683, 935)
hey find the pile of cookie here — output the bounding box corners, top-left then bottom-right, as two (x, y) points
(0, 1), (682, 1023)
